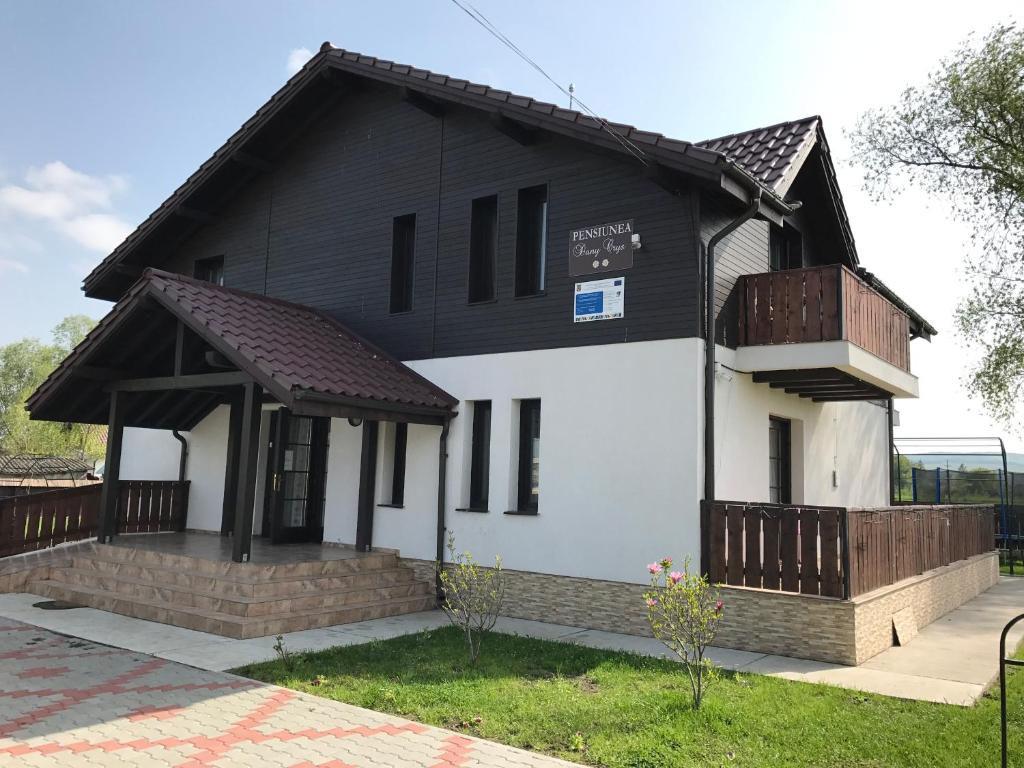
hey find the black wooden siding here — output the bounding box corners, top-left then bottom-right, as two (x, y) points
(164, 88), (702, 361)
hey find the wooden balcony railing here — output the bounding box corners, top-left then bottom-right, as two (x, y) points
(0, 480), (189, 558)
(701, 500), (994, 599)
(739, 265), (912, 372)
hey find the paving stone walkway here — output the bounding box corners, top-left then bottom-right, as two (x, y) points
(0, 619), (580, 768)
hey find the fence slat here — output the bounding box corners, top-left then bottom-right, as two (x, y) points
(743, 507), (762, 588)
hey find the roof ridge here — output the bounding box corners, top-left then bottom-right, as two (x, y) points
(697, 115), (821, 147)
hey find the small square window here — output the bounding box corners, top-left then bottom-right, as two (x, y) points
(193, 256), (224, 286)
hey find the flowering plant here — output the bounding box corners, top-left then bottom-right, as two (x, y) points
(643, 556), (723, 709)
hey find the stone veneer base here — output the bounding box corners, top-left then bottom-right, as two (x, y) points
(403, 551), (1000, 666)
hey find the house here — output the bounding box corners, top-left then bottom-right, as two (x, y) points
(0, 454), (97, 498)
(21, 45), (997, 662)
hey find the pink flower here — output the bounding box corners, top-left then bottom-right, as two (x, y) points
(668, 571), (684, 585)
(645, 597), (658, 607)
(715, 600), (724, 614)
(647, 562), (663, 575)
(660, 557), (674, 569)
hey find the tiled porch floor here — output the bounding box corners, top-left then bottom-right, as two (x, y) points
(111, 531), (368, 564)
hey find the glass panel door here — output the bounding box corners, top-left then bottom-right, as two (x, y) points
(266, 409), (329, 544)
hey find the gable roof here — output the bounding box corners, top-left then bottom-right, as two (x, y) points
(82, 44), (799, 299)
(0, 454), (94, 478)
(698, 116), (820, 196)
(28, 270), (457, 429)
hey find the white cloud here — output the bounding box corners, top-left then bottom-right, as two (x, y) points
(0, 161), (132, 253)
(286, 47), (314, 76)
(0, 258), (28, 275)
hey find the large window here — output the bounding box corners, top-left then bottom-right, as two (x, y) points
(468, 195), (498, 303)
(193, 255), (224, 286)
(516, 399), (541, 512)
(468, 401), (491, 510)
(390, 214), (416, 313)
(514, 185), (547, 297)
(768, 416), (792, 504)
(769, 224), (802, 272)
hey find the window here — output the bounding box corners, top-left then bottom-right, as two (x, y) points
(193, 256), (224, 286)
(390, 422), (407, 506)
(516, 399), (541, 512)
(769, 225), (802, 272)
(769, 416), (792, 504)
(468, 401), (491, 509)
(468, 195), (498, 303)
(514, 185), (547, 297)
(390, 214), (416, 313)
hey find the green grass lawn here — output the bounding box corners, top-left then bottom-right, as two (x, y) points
(236, 626), (1022, 768)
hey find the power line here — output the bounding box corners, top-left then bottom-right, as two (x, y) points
(448, 0), (650, 166)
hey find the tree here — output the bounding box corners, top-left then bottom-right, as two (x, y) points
(849, 23), (1024, 427)
(0, 315), (102, 461)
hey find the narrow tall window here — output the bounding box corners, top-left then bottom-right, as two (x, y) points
(769, 416), (792, 504)
(468, 195), (498, 303)
(517, 399), (541, 512)
(193, 256), (224, 286)
(390, 214), (416, 313)
(390, 422), (407, 506)
(514, 185), (547, 297)
(769, 225), (803, 272)
(469, 401), (491, 509)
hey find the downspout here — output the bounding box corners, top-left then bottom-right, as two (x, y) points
(703, 191), (762, 504)
(434, 417), (451, 601)
(172, 430), (188, 482)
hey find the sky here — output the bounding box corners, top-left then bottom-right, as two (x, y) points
(0, 0), (1021, 450)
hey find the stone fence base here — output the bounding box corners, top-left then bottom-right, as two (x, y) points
(402, 550), (1000, 666)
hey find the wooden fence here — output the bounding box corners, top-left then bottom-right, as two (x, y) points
(0, 480), (189, 558)
(739, 264), (911, 372)
(702, 500), (994, 599)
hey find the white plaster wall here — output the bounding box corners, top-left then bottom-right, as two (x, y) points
(120, 428), (183, 481)
(715, 346), (889, 507)
(181, 405), (230, 532)
(370, 423), (441, 559)
(405, 339), (704, 584)
(321, 419), (362, 545)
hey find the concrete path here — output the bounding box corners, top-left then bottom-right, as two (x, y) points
(0, 617), (582, 768)
(1, 576), (1022, 709)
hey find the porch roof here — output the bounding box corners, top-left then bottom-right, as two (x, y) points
(27, 269), (458, 429)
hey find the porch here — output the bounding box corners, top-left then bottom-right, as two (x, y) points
(25, 269), (459, 566)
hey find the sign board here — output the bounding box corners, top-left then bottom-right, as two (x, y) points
(573, 277), (624, 323)
(569, 219), (634, 276)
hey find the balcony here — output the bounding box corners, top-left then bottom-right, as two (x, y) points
(734, 265), (919, 399)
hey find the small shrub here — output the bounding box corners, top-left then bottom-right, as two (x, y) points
(272, 634), (297, 672)
(438, 532), (505, 665)
(643, 556), (723, 709)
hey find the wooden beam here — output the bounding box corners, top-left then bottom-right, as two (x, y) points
(98, 391), (125, 543)
(355, 421), (379, 551)
(753, 369), (848, 385)
(768, 378), (848, 390)
(490, 113), (537, 146)
(231, 382), (263, 562)
(400, 86), (445, 118)
(811, 393), (889, 402)
(106, 371), (250, 392)
(174, 321), (185, 376)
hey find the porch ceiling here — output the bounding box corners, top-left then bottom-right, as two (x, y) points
(27, 270), (458, 429)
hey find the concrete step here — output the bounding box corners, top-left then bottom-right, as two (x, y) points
(92, 542), (398, 579)
(63, 557), (417, 599)
(29, 579), (437, 639)
(46, 565), (433, 617)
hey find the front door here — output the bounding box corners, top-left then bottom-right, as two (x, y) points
(263, 409), (329, 544)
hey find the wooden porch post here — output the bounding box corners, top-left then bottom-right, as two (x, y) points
(355, 420), (379, 552)
(220, 389), (244, 536)
(98, 391), (125, 543)
(231, 381), (262, 563)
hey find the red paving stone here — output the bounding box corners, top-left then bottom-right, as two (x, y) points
(0, 618), (579, 767)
